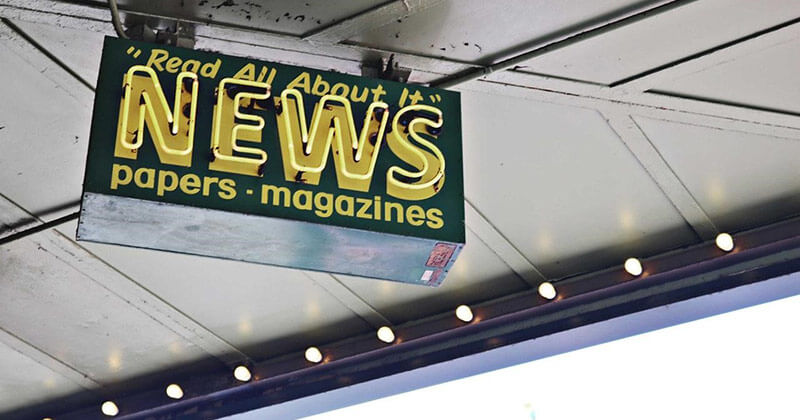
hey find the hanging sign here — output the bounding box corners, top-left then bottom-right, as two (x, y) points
(78, 37), (464, 286)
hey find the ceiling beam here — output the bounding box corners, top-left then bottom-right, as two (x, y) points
(602, 112), (718, 240)
(465, 201), (546, 286)
(305, 271), (392, 329)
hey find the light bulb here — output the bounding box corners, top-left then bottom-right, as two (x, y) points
(233, 365), (252, 382)
(716, 233), (734, 252)
(455, 305), (473, 322)
(538, 282), (557, 300)
(624, 257), (643, 276)
(165, 383), (184, 399)
(305, 346), (323, 363)
(377, 326), (395, 343)
(101, 401), (119, 417)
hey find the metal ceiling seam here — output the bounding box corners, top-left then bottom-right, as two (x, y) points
(602, 112), (718, 241)
(464, 200), (547, 287)
(1, 17), (95, 90)
(611, 16), (800, 94)
(470, 74), (800, 140)
(0, 327), (100, 390)
(303, 0), (446, 44)
(429, 0), (699, 89)
(0, 20), (93, 106)
(303, 271), (392, 329)
(0, 194), (249, 366)
(53, 234), (251, 365)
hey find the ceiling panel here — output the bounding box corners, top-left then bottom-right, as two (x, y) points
(0, 39), (89, 219)
(0, 230), (211, 383)
(635, 117), (800, 232)
(13, 19), (105, 88)
(337, 227), (528, 325)
(347, 0), (655, 65)
(79, 234), (373, 360)
(460, 90), (698, 279)
(0, 340), (85, 413)
(653, 38), (800, 114)
(83, 0), (385, 37)
(520, 0), (800, 84)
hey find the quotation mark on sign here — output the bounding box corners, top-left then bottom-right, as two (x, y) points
(429, 94), (442, 103)
(126, 46), (142, 59)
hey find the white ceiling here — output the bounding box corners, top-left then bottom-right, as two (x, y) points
(1, 0), (800, 416)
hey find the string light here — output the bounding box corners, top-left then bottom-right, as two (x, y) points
(101, 401), (119, 417)
(716, 233), (734, 252)
(305, 346), (323, 363)
(624, 257), (643, 276)
(538, 282), (557, 300)
(233, 365), (252, 382)
(376, 326), (396, 343)
(455, 305), (473, 322)
(165, 384), (184, 400)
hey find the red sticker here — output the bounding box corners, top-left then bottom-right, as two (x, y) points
(427, 243), (456, 268)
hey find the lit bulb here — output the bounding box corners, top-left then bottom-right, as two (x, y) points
(455, 305), (473, 322)
(376, 326), (396, 343)
(624, 258), (643, 276)
(101, 401), (119, 417)
(165, 383), (184, 399)
(233, 365), (252, 382)
(305, 346), (323, 363)
(716, 233), (734, 252)
(538, 282), (557, 300)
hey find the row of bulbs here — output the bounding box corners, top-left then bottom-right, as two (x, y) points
(61, 233), (737, 418)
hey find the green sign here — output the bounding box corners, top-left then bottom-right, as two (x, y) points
(78, 37), (464, 285)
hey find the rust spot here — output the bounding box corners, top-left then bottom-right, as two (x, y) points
(368, 132), (378, 146)
(294, 171), (306, 183)
(274, 101), (283, 115)
(182, 103), (192, 118)
(212, 0), (236, 9)
(207, 148), (216, 162)
(225, 84), (240, 99)
(182, 77), (194, 91)
(254, 97), (269, 109)
(425, 125), (441, 136)
(257, 162), (266, 176)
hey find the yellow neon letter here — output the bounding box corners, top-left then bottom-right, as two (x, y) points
(114, 65), (198, 167)
(209, 78), (271, 177)
(385, 105), (445, 201)
(274, 89), (389, 191)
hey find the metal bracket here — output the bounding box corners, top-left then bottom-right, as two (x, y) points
(362, 54), (412, 83)
(125, 19), (195, 48)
